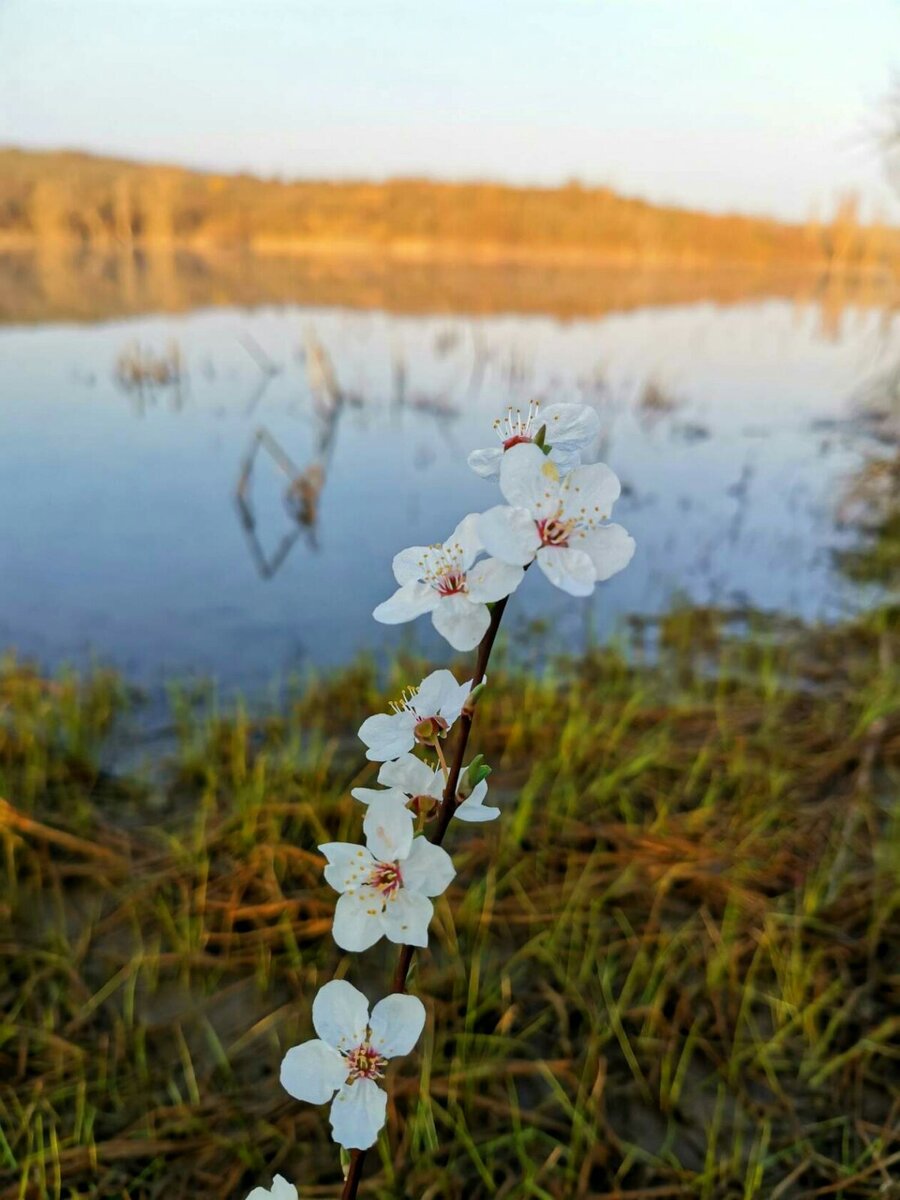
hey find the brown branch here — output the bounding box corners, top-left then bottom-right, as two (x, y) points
(341, 595), (511, 1199)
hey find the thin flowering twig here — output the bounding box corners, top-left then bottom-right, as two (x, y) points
(269, 403), (633, 1198)
(340, 595), (511, 1199)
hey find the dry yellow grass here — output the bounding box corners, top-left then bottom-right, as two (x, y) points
(1, 604), (898, 1198)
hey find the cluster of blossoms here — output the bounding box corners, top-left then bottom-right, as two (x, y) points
(374, 403), (633, 648)
(248, 401), (633, 1196)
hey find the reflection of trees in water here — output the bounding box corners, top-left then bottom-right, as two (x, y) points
(238, 331), (282, 415)
(6, 245), (898, 328)
(234, 331), (350, 579)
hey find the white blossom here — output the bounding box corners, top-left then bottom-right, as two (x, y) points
(352, 752), (500, 823)
(373, 514), (523, 651)
(280, 979), (425, 1151)
(478, 442), (635, 597)
(245, 1177), (298, 1200)
(468, 401), (600, 480)
(357, 668), (470, 762)
(320, 795), (455, 950)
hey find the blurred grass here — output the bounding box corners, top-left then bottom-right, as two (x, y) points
(0, 605), (898, 1199)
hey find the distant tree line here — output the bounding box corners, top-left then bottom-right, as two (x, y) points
(0, 147), (896, 272)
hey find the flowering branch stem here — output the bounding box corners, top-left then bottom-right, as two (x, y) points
(432, 738), (450, 781)
(341, 595), (511, 1199)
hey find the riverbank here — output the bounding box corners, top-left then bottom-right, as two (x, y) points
(2, 603), (898, 1198)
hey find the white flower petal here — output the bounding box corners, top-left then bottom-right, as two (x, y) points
(332, 887), (385, 952)
(447, 512), (483, 570)
(466, 557), (525, 603)
(536, 545), (597, 597)
(280, 1038), (346, 1105)
(350, 786), (388, 806)
(329, 1078), (387, 1151)
(478, 506), (540, 566)
(427, 768), (446, 800)
(381, 890), (434, 946)
(577, 523), (636, 581)
(499, 442), (561, 516)
(401, 837), (456, 897)
(467, 446), (503, 478)
(363, 794), (415, 863)
(270, 1179), (299, 1200)
(377, 755), (436, 795)
(373, 582), (438, 625)
(541, 402), (600, 451)
(432, 594), (491, 652)
(438, 673), (473, 724)
(391, 544), (432, 585)
(369, 993), (426, 1058)
(312, 979), (370, 1051)
(320, 842), (375, 894)
(455, 779), (501, 822)
(414, 668), (464, 717)
(245, 1177), (299, 1200)
(559, 461), (621, 523)
(455, 797), (501, 822)
(548, 445), (583, 472)
(358, 711), (416, 762)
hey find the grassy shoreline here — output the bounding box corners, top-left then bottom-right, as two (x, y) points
(1, 605), (898, 1198)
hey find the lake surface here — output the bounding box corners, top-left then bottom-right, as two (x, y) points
(0, 284), (894, 693)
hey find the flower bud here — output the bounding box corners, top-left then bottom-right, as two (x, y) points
(457, 754), (492, 800)
(461, 681), (487, 719)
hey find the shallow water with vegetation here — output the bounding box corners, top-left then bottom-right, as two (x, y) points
(1, 273), (896, 694)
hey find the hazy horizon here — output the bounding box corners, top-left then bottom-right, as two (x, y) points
(1, 0), (897, 224)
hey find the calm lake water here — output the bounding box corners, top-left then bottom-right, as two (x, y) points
(0, 286), (893, 693)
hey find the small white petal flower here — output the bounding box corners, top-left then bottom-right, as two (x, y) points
(478, 443), (635, 597)
(468, 400), (601, 479)
(320, 795), (455, 950)
(357, 669), (471, 762)
(280, 979), (426, 1151)
(373, 514), (523, 651)
(352, 753), (500, 823)
(245, 1176), (298, 1200)
(455, 776), (501, 822)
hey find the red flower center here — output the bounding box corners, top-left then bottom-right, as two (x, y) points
(369, 861), (403, 898)
(537, 517), (572, 547)
(345, 1041), (388, 1081)
(436, 570), (467, 596)
(502, 433), (533, 451)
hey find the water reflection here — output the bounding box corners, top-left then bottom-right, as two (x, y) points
(0, 289), (895, 692)
(234, 333), (352, 577)
(2, 245), (895, 328)
(114, 341), (186, 414)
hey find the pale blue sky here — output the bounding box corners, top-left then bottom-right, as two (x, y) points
(0, 0), (897, 220)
